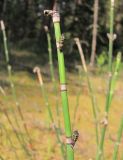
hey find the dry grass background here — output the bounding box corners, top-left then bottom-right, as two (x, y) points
(0, 50), (123, 160)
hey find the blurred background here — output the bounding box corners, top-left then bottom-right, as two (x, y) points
(0, 0), (123, 66)
(0, 1), (123, 160)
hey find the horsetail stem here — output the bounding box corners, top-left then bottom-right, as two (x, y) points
(96, 52), (121, 160)
(44, 1), (75, 159)
(108, 0), (115, 72)
(112, 115), (123, 160)
(96, 0), (116, 157)
(0, 21), (31, 149)
(74, 37), (99, 146)
(33, 67), (65, 160)
(44, 25), (61, 132)
(44, 26), (55, 83)
(0, 20), (34, 155)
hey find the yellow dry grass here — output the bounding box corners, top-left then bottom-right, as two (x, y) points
(0, 70), (123, 160)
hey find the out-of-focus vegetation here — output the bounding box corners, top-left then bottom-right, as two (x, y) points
(0, 0), (123, 64)
(0, 1), (123, 160)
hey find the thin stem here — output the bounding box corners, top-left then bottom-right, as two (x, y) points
(44, 25), (61, 132)
(33, 67), (65, 160)
(74, 37), (99, 146)
(90, 0), (99, 67)
(51, 3), (74, 159)
(112, 115), (123, 160)
(0, 20), (34, 156)
(108, 0), (115, 72)
(96, 52), (121, 160)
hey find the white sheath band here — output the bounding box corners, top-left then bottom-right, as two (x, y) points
(53, 11), (60, 22)
(66, 137), (73, 145)
(60, 84), (67, 91)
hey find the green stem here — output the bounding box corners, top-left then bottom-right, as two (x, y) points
(75, 38), (99, 146)
(34, 67), (65, 160)
(51, 3), (74, 160)
(0, 20), (34, 154)
(96, 52), (121, 160)
(108, 0), (115, 72)
(44, 25), (61, 132)
(112, 115), (123, 160)
(0, 20), (34, 159)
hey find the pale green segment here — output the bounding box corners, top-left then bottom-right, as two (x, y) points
(53, 21), (74, 160)
(96, 52), (121, 160)
(112, 116), (123, 160)
(54, 22), (66, 83)
(54, 22), (72, 136)
(108, 0), (114, 72)
(61, 92), (72, 136)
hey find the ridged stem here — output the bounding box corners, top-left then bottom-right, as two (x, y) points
(33, 67), (65, 160)
(51, 4), (74, 159)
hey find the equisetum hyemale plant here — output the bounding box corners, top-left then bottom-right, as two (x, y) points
(44, 25), (61, 132)
(95, 0), (121, 159)
(0, 20), (34, 159)
(96, 52), (121, 160)
(33, 66), (65, 160)
(112, 115), (123, 160)
(108, 0), (115, 72)
(74, 37), (99, 146)
(44, 25), (55, 84)
(44, 1), (78, 159)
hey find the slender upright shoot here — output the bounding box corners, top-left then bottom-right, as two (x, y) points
(74, 37), (99, 146)
(0, 20), (34, 159)
(44, 25), (61, 132)
(90, 0), (99, 67)
(44, 1), (75, 159)
(33, 67), (65, 160)
(96, 52), (121, 160)
(108, 0), (115, 72)
(112, 115), (123, 160)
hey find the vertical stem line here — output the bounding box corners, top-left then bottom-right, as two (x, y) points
(112, 115), (123, 160)
(52, 6), (74, 159)
(44, 26), (61, 132)
(0, 20), (34, 156)
(96, 52), (121, 160)
(33, 67), (65, 160)
(75, 38), (99, 146)
(108, 0), (115, 72)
